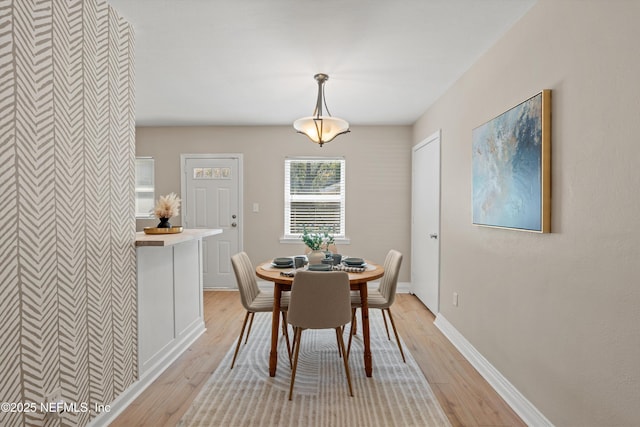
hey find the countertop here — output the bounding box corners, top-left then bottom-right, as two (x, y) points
(135, 228), (222, 247)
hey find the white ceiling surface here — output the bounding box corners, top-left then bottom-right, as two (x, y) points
(108, 0), (536, 127)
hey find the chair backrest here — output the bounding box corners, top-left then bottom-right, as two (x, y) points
(378, 250), (403, 306)
(288, 271), (351, 329)
(231, 252), (261, 311)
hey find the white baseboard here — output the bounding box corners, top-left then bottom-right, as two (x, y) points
(396, 281), (411, 293)
(434, 314), (554, 427)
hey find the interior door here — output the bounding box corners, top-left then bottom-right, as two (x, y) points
(411, 131), (441, 314)
(182, 155), (241, 289)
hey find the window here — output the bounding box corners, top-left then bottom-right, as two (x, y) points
(135, 157), (155, 218)
(284, 157), (346, 239)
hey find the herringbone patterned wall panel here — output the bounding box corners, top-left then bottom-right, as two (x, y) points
(1, 1), (135, 426)
(0, 1), (22, 426)
(84, 0), (116, 417)
(53, 0), (90, 425)
(14, 1), (59, 424)
(108, 7), (136, 398)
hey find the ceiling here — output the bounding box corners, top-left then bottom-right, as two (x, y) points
(107, 0), (536, 127)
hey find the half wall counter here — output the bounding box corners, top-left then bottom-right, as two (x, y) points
(135, 228), (222, 379)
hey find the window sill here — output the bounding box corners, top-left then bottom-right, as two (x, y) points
(279, 236), (351, 245)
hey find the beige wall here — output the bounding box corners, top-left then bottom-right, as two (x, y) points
(414, 0), (640, 425)
(136, 125), (413, 281)
(1, 1), (136, 426)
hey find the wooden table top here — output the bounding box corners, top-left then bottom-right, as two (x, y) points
(135, 228), (222, 247)
(255, 261), (384, 285)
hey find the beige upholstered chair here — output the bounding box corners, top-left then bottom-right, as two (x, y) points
(287, 271), (354, 400)
(347, 249), (405, 362)
(230, 252), (291, 369)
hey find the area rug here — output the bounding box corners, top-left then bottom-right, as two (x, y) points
(178, 310), (451, 427)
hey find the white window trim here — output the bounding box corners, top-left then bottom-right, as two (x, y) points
(281, 156), (350, 245)
(279, 236), (351, 245)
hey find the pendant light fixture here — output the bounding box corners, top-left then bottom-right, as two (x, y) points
(293, 73), (350, 147)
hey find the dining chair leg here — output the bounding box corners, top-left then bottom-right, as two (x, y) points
(381, 309), (391, 340)
(346, 308), (357, 359)
(281, 312), (292, 367)
(351, 307), (358, 335)
(230, 310), (251, 369)
(336, 327), (354, 397)
(385, 308), (406, 363)
(337, 327), (348, 358)
(289, 328), (303, 401)
(244, 311), (256, 344)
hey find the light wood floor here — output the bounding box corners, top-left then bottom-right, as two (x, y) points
(111, 291), (525, 426)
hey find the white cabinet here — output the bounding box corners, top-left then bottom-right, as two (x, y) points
(136, 229), (221, 379)
(173, 241), (202, 337)
(138, 246), (176, 374)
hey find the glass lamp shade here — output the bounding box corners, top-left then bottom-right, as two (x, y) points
(293, 116), (350, 146)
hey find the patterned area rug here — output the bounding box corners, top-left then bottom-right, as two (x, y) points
(178, 310), (451, 427)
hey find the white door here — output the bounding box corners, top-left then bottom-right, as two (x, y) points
(411, 131), (440, 314)
(182, 155), (242, 289)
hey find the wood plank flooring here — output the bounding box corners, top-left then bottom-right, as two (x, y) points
(111, 291), (525, 426)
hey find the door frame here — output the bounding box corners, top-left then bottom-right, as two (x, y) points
(411, 130), (441, 313)
(180, 153), (244, 255)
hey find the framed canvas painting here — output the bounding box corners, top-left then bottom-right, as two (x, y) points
(472, 90), (551, 233)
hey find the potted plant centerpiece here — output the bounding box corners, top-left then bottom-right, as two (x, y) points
(302, 227), (334, 265)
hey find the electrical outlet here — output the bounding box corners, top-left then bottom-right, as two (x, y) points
(453, 292), (459, 307)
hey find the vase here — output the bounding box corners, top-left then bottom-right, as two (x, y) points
(157, 217), (171, 228)
(306, 249), (325, 265)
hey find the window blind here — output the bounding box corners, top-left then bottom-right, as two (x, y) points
(284, 158), (346, 238)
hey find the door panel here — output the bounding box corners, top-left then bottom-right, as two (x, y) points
(412, 132), (441, 314)
(183, 156), (241, 289)
(217, 188), (230, 227)
(195, 188), (207, 227)
(217, 240), (231, 274)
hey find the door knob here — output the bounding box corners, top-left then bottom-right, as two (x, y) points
(429, 233), (438, 239)
(232, 214), (237, 219)
(231, 222), (237, 228)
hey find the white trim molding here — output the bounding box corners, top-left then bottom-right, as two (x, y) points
(434, 314), (554, 427)
(396, 281), (411, 294)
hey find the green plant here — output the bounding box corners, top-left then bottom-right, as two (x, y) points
(301, 227), (334, 251)
(323, 232), (335, 250)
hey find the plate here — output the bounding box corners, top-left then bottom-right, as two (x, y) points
(271, 262), (294, 269)
(308, 264), (332, 271)
(273, 257), (293, 265)
(343, 257), (365, 266)
(342, 262), (366, 268)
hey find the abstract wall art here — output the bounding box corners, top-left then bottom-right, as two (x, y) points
(472, 90), (551, 233)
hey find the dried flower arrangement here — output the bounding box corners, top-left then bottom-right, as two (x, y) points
(154, 192), (181, 219)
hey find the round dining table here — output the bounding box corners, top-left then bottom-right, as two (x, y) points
(256, 260), (384, 378)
